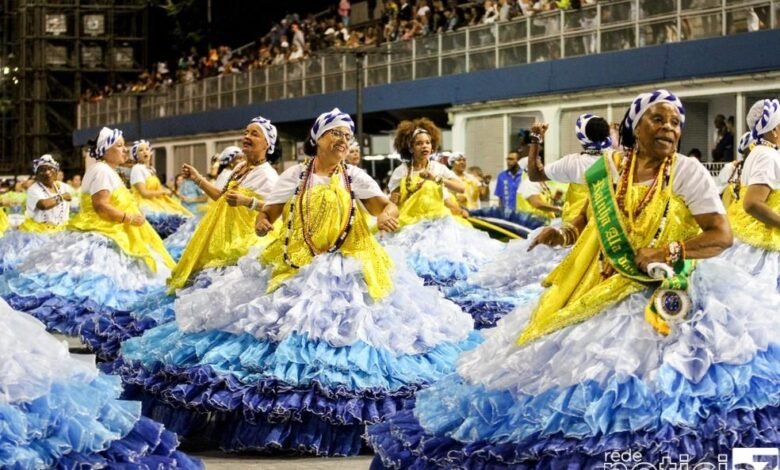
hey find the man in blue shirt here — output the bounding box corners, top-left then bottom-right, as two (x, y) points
(494, 150), (523, 209)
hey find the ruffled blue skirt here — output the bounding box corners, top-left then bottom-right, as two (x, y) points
(145, 212), (189, 239)
(381, 216), (505, 287)
(1, 231), (169, 340)
(0, 300), (202, 469)
(445, 227), (569, 329)
(367, 259), (780, 468)
(115, 250), (482, 456)
(164, 217), (199, 262)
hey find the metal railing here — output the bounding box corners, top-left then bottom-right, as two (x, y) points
(78, 0), (779, 129)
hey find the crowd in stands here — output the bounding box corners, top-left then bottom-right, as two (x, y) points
(79, 0), (594, 102)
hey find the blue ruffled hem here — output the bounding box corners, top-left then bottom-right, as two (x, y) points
(412, 345), (780, 446)
(164, 218), (198, 262)
(367, 404), (780, 469)
(133, 394), (369, 456)
(120, 323), (482, 392)
(444, 284), (542, 329)
(3, 292), (110, 336)
(408, 254), (471, 287)
(0, 373), (202, 469)
(145, 212), (189, 239)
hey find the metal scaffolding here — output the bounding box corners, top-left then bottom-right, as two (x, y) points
(2, 0), (148, 175)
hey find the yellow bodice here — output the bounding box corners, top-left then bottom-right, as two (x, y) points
(132, 174), (193, 217)
(19, 218), (66, 234)
(397, 175), (451, 228)
(0, 210), (8, 236)
(262, 172), (394, 300)
(454, 174), (481, 210)
(68, 187), (174, 273)
(167, 182), (267, 291)
(561, 183), (589, 223)
(515, 187), (556, 219)
(727, 187), (780, 251)
(519, 163), (700, 344)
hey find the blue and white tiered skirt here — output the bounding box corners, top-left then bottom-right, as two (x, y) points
(381, 216), (505, 287)
(368, 258), (780, 468)
(114, 248), (481, 456)
(0, 299), (201, 469)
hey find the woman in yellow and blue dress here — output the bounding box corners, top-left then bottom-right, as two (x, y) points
(369, 90), (780, 468)
(446, 114), (613, 329)
(165, 144), (247, 261)
(84, 116), (281, 362)
(383, 118), (504, 287)
(0, 297), (202, 469)
(0, 155), (71, 276)
(721, 99), (780, 290)
(130, 139), (192, 238)
(2, 127), (174, 342)
(112, 108), (480, 456)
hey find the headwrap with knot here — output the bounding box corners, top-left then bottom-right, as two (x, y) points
(90, 127), (123, 160)
(575, 113), (612, 150)
(623, 89), (686, 131)
(249, 116), (278, 154)
(219, 145), (243, 165)
(737, 132), (753, 156)
(130, 140), (151, 162)
(749, 99), (780, 141)
(33, 154), (59, 174)
(309, 108), (354, 145)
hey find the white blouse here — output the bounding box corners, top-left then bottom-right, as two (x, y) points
(543, 152), (725, 215)
(82, 162), (125, 196)
(387, 160), (456, 193)
(25, 182), (70, 225)
(130, 164), (154, 186)
(266, 163), (384, 206)
(741, 144), (780, 190)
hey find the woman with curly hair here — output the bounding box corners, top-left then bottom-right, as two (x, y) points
(382, 117), (504, 287)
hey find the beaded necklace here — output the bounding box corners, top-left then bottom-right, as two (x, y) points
(404, 159), (428, 195)
(221, 162), (256, 194)
(757, 138), (780, 151)
(282, 158), (357, 268)
(36, 180), (68, 224)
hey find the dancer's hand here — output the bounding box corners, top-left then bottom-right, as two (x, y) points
(377, 211), (399, 233)
(255, 211), (273, 236)
(527, 226), (563, 251)
(225, 190), (250, 207)
(636, 247), (666, 273)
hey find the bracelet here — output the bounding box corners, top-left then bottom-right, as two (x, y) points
(530, 132), (544, 144)
(249, 198), (258, 210)
(435, 176), (443, 185)
(665, 241), (682, 265)
(121, 212), (126, 223)
(54, 194), (63, 204)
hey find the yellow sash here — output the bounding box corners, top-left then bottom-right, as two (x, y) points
(0, 210), (8, 236)
(167, 182), (267, 291)
(397, 174), (451, 228)
(518, 154), (700, 344)
(132, 174), (193, 217)
(727, 187), (780, 251)
(68, 187), (174, 273)
(19, 218), (66, 234)
(262, 171), (394, 300)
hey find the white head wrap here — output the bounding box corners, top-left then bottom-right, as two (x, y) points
(309, 108), (355, 144)
(749, 99), (780, 141)
(624, 89), (686, 131)
(219, 145), (243, 165)
(249, 116), (278, 154)
(33, 154), (59, 174)
(90, 127), (123, 160)
(575, 113), (612, 150)
(130, 140), (151, 162)
(737, 132), (753, 157)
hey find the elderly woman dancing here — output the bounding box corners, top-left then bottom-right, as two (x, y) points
(112, 108), (479, 456)
(2, 127), (174, 339)
(129, 139), (193, 238)
(368, 90), (780, 468)
(0, 155), (71, 275)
